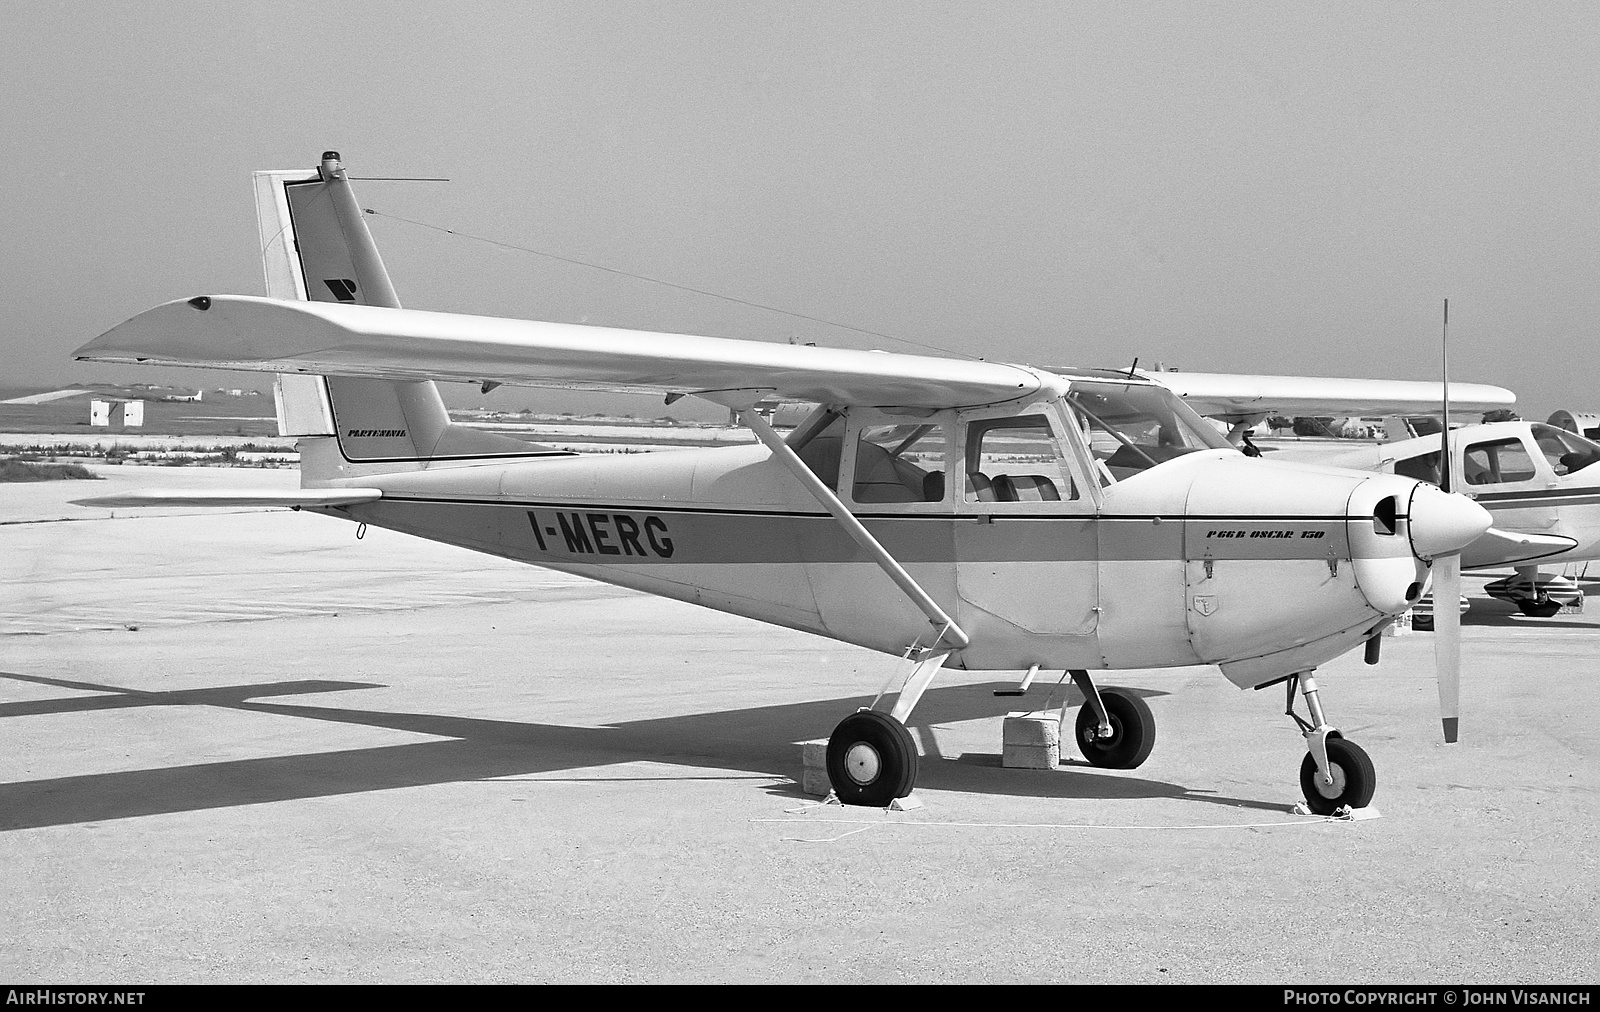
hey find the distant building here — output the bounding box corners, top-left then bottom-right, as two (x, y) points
(90, 399), (144, 427)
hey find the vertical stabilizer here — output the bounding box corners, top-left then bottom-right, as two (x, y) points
(254, 152), (552, 478)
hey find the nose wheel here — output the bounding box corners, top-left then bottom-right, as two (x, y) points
(1285, 671), (1378, 815)
(1298, 737), (1376, 815)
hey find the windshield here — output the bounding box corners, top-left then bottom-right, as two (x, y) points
(1531, 423), (1600, 476)
(1064, 380), (1234, 481)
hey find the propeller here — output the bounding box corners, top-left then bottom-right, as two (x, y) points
(1434, 299), (1461, 744)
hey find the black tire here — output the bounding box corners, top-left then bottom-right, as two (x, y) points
(825, 710), (918, 807)
(1517, 597), (1563, 618)
(1074, 689), (1156, 769)
(1299, 737), (1377, 815)
(1412, 614), (1434, 631)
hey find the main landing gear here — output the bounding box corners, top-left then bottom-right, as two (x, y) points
(824, 666), (1158, 806)
(1070, 670), (1157, 769)
(825, 710), (919, 807)
(1284, 671), (1377, 815)
(824, 648), (947, 807)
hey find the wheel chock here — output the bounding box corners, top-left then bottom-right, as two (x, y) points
(1292, 801), (1383, 820)
(798, 738), (924, 809)
(797, 739), (832, 797)
(1002, 711), (1062, 769)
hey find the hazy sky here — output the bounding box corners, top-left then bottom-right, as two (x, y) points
(5, 2), (1599, 418)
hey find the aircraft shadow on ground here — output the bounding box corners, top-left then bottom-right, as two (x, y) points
(0, 669), (1279, 831)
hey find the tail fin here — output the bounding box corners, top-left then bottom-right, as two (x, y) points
(255, 151), (549, 479)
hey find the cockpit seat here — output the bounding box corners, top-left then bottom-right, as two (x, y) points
(1561, 450), (1599, 475)
(852, 439), (925, 502)
(797, 435), (842, 489)
(966, 472), (997, 502)
(994, 474), (1061, 501)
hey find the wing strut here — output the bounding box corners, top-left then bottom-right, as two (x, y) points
(721, 397), (969, 658)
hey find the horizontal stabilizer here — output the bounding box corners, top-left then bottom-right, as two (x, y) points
(72, 489), (382, 509)
(1462, 527), (1577, 570)
(76, 296), (1041, 410)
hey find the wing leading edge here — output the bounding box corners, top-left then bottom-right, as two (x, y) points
(76, 296), (1042, 410)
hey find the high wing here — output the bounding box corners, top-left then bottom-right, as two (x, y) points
(1138, 370), (1515, 421)
(76, 296), (1041, 410)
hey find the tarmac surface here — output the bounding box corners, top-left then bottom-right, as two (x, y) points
(2, 465), (1597, 983)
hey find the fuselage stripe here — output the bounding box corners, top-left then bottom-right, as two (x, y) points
(362, 493), (1350, 523)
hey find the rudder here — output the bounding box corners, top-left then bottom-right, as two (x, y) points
(255, 151), (552, 477)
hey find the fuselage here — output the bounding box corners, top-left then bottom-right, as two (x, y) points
(302, 379), (1472, 689)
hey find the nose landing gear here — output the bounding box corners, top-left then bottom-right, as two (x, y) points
(1285, 671), (1376, 815)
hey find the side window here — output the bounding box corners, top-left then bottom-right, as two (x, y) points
(964, 415), (1077, 502)
(852, 424), (947, 503)
(1394, 451), (1441, 484)
(792, 412), (845, 491)
(1462, 438), (1536, 485)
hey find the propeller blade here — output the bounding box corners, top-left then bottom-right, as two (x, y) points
(1433, 553), (1462, 743)
(1440, 299), (1452, 494)
(1432, 297), (1461, 744)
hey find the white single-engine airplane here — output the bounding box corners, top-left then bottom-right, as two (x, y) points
(1110, 370), (1591, 609)
(75, 152), (1507, 813)
(1282, 422), (1600, 615)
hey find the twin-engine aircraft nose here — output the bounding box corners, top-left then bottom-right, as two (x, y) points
(1407, 483), (1493, 561)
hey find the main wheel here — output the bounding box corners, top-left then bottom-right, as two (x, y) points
(1299, 737), (1377, 815)
(1074, 689), (1156, 769)
(1516, 596), (1563, 618)
(825, 710), (918, 807)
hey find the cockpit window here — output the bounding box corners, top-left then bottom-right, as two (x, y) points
(1063, 380), (1233, 481)
(853, 423), (947, 503)
(965, 415), (1077, 502)
(1463, 438), (1536, 485)
(1532, 423), (1600, 476)
(790, 410), (845, 490)
(1395, 450), (1442, 485)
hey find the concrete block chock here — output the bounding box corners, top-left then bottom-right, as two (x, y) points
(1002, 711), (1062, 769)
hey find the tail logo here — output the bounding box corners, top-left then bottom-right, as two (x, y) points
(323, 278), (359, 302)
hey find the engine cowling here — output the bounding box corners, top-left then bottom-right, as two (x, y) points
(1097, 453), (1489, 688)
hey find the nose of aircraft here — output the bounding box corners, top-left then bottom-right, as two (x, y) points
(1408, 484), (1493, 561)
